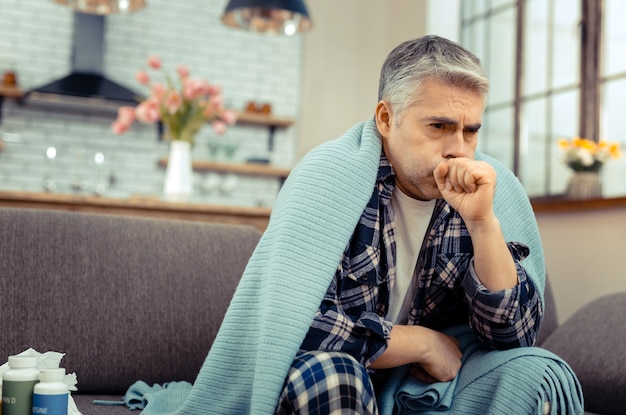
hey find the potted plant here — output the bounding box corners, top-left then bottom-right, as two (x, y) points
(557, 137), (621, 199)
(112, 55), (236, 201)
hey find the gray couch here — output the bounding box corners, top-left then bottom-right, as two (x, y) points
(0, 208), (623, 414)
(1, 208), (261, 415)
(538, 280), (626, 415)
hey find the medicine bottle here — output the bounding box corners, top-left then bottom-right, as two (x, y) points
(32, 369), (68, 415)
(1, 355), (40, 415)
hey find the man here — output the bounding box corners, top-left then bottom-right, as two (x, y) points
(175, 35), (582, 415)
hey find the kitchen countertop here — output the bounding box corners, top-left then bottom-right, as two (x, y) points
(0, 190), (272, 232)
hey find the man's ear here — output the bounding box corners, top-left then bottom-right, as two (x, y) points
(375, 100), (393, 138)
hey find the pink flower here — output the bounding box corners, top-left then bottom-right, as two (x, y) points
(112, 120), (131, 135)
(183, 78), (207, 101)
(203, 99), (222, 118)
(164, 90), (182, 114)
(111, 56), (234, 140)
(151, 83), (167, 100)
(176, 65), (190, 79)
(204, 95), (223, 118)
(147, 55), (161, 70)
(220, 110), (237, 125)
(135, 100), (161, 123)
(135, 70), (150, 85)
(117, 106), (136, 124)
(212, 120), (227, 135)
(203, 84), (222, 96)
(112, 106), (136, 134)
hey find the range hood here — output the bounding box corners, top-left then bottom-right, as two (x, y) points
(26, 12), (140, 109)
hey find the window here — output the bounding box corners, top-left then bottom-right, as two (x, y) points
(461, 0), (626, 198)
(600, 0), (626, 196)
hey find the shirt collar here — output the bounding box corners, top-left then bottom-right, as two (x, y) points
(377, 151), (396, 207)
(378, 151), (394, 183)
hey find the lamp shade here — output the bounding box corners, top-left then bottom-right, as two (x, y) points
(51, 0), (146, 15)
(221, 0), (312, 35)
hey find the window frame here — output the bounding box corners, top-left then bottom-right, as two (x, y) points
(460, 0), (604, 196)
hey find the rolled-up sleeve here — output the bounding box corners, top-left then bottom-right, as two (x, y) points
(462, 242), (543, 349)
(299, 273), (393, 367)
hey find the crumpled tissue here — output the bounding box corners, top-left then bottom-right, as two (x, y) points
(0, 348), (82, 415)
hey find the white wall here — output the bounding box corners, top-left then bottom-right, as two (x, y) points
(426, 0), (461, 41)
(536, 208), (626, 323)
(296, 0), (428, 159)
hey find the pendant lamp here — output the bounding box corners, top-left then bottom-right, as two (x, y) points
(51, 0), (146, 15)
(221, 0), (312, 36)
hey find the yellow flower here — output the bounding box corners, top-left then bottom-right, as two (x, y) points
(557, 136), (622, 172)
(609, 142), (622, 159)
(575, 138), (597, 152)
(557, 138), (570, 149)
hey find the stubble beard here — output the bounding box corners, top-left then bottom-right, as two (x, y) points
(397, 164), (442, 201)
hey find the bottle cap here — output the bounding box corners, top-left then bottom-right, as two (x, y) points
(39, 368), (66, 382)
(7, 355), (38, 368)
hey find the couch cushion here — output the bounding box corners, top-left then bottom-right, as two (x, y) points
(0, 208), (261, 394)
(72, 395), (127, 415)
(541, 292), (626, 415)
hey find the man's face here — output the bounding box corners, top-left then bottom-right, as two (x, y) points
(376, 78), (485, 200)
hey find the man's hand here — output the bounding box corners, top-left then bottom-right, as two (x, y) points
(369, 325), (463, 383)
(434, 157), (518, 292)
(413, 327), (463, 382)
(433, 158), (496, 224)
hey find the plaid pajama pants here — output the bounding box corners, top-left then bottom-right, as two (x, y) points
(275, 351), (378, 415)
(275, 351), (553, 415)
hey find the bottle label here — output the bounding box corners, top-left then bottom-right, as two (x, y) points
(2, 380), (39, 415)
(31, 394), (68, 415)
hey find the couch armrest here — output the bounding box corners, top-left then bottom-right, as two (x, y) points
(540, 292), (626, 415)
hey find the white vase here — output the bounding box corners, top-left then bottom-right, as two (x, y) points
(163, 140), (193, 201)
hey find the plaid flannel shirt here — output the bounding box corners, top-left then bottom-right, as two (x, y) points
(300, 153), (542, 368)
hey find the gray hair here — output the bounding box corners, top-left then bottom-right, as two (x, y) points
(378, 35), (489, 119)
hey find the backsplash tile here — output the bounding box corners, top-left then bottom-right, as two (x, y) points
(0, 0), (302, 207)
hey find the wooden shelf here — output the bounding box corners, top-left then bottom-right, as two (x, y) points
(232, 111), (294, 152)
(531, 195), (626, 213)
(233, 111), (294, 128)
(0, 85), (23, 99)
(158, 159), (291, 180)
(157, 111), (294, 151)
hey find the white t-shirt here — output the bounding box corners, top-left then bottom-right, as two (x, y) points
(387, 188), (436, 324)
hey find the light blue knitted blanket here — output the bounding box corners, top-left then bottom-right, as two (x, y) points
(377, 325), (583, 414)
(146, 119), (556, 415)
